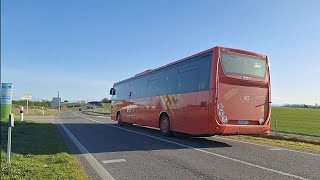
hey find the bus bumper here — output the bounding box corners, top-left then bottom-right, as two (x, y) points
(216, 125), (270, 135)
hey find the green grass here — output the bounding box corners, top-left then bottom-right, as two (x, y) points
(90, 103), (111, 114)
(101, 103), (111, 113)
(271, 107), (320, 136)
(11, 106), (66, 116)
(65, 103), (88, 111)
(1, 119), (86, 179)
(227, 135), (320, 154)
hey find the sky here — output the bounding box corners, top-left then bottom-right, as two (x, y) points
(1, 0), (320, 104)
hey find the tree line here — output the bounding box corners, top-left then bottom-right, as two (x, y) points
(282, 103), (320, 109)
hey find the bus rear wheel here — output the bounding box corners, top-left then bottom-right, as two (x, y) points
(160, 114), (173, 137)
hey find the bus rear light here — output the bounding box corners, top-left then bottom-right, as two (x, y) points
(222, 116), (228, 123)
(259, 118), (264, 125)
(218, 108), (224, 116)
(218, 103), (224, 110)
(218, 103), (228, 123)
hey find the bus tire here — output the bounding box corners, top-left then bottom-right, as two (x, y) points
(160, 114), (173, 137)
(123, 122), (133, 126)
(117, 113), (123, 126)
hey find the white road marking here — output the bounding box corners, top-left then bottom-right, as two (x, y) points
(215, 136), (320, 157)
(58, 120), (115, 180)
(102, 159), (126, 164)
(73, 112), (311, 180)
(269, 148), (285, 151)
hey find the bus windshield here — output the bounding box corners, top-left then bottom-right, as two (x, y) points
(221, 53), (267, 79)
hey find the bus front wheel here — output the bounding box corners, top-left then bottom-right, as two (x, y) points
(117, 113), (123, 126)
(160, 114), (173, 137)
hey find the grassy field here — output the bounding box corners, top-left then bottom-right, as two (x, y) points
(270, 107), (320, 136)
(1, 119), (86, 179)
(227, 135), (320, 153)
(11, 104), (70, 116)
(11, 103), (65, 116)
(89, 103), (111, 114)
(65, 103), (88, 111)
(12, 108), (62, 116)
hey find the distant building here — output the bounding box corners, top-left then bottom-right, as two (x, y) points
(52, 97), (61, 108)
(88, 101), (103, 108)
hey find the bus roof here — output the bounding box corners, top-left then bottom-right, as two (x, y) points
(114, 46), (266, 85)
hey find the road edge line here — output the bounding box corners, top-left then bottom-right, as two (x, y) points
(59, 121), (115, 180)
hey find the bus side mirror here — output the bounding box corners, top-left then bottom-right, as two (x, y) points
(109, 88), (115, 95)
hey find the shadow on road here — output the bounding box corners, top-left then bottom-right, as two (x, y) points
(1, 119), (231, 156)
(59, 121), (232, 155)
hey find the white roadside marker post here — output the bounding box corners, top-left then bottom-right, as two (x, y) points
(7, 114), (14, 164)
(20, 106), (24, 121)
(42, 107), (44, 115)
(26, 98), (29, 114)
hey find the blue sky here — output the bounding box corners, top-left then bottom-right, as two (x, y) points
(1, 0), (320, 104)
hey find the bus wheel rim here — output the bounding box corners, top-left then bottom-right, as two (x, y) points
(162, 118), (168, 132)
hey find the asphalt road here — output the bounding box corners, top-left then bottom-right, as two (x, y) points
(53, 112), (319, 180)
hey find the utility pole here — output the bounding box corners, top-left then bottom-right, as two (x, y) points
(58, 91), (60, 112)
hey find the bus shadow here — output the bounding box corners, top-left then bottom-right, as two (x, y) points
(59, 122), (232, 155)
(0, 120), (231, 156)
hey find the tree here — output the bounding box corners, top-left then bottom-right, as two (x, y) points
(101, 98), (111, 103)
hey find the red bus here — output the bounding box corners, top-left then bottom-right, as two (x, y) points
(110, 46), (271, 136)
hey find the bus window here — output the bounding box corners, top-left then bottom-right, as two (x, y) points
(198, 55), (212, 91)
(160, 68), (177, 95)
(147, 75), (160, 97)
(177, 65), (199, 94)
(221, 53), (267, 79)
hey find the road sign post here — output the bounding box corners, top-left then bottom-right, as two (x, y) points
(21, 93), (32, 115)
(42, 107), (44, 115)
(7, 114), (14, 164)
(1, 83), (13, 120)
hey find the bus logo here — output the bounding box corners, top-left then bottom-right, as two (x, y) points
(241, 95), (254, 102)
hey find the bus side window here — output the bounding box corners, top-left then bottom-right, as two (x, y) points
(177, 65), (199, 94)
(129, 78), (146, 98)
(198, 55), (212, 91)
(147, 75), (160, 97)
(129, 82), (136, 99)
(160, 68), (177, 95)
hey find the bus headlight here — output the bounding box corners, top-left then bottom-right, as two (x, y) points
(218, 103), (228, 123)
